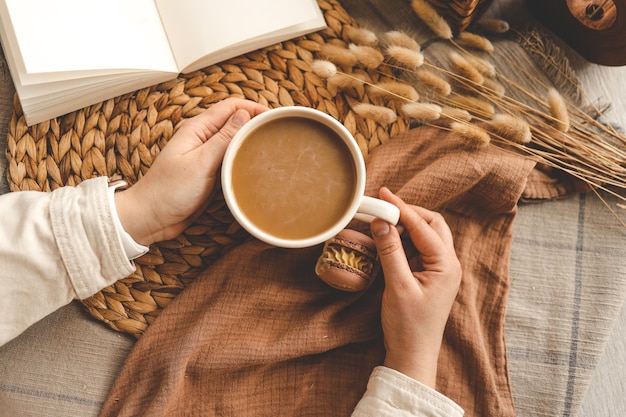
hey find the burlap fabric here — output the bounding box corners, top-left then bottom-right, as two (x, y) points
(100, 125), (535, 417)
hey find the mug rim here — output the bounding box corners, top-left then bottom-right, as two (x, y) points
(221, 106), (366, 248)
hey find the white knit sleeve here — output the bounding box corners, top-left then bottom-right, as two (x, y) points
(352, 366), (464, 417)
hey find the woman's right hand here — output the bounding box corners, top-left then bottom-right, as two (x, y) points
(370, 187), (462, 388)
(114, 98), (268, 246)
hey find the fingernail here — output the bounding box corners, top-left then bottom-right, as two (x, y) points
(231, 109), (249, 127)
(371, 219), (390, 237)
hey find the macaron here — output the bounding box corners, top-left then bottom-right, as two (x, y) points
(314, 228), (379, 292)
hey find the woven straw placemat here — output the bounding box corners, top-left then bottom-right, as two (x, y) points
(5, 0), (409, 337)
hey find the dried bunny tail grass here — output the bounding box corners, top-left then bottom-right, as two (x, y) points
(476, 18), (510, 34)
(320, 43), (358, 67)
(353, 103), (398, 124)
(449, 94), (496, 117)
(414, 68), (452, 96)
(451, 122), (491, 149)
(349, 44), (385, 69)
(328, 72), (366, 89)
(481, 77), (506, 97)
(455, 32), (494, 53)
(384, 30), (421, 51)
(311, 60), (337, 78)
(410, 0), (453, 39)
(367, 81), (420, 101)
(400, 102), (442, 122)
(547, 88), (570, 132)
(449, 52), (485, 85)
(487, 113), (532, 144)
(464, 54), (496, 77)
(386, 45), (424, 68)
(345, 26), (378, 46)
(440, 106), (472, 124)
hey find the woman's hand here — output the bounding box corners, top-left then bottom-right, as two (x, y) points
(114, 98), (269, 246)
(370, 187), (462, 388)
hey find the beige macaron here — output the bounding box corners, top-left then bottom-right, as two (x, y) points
(314, 229), (379, 292)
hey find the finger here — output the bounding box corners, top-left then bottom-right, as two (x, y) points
(378, 187), (450, 259)
(199, 109), (251, 171)
(180, 98), (268, 141)
(407, 205), (455, 250)
(370, 218), (415, 290)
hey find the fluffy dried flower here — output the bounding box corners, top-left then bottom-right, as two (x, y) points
(345, 26), (378, 46)
(366, 81), (419, 101)
(328, 73), (366, 90)
(477, 18), (510, 34)
(451, 122), (491, 149)
(547, 88), (570, 132)
(311, 60), (337, 78)
(386, 45), (424, 68)
(384, 30), (421, 51)
(449, 52), (485, 85)
(410, 0), (453, 39)
(481, 78), (505, 97)
(415, 69), (452, 96)
(349, 44), (385, 69)
(353, 103), (398, 124)
(320, 44), (357, 67)
(440, 106), (472, 124)
(400, 102), (442, 122)
(456, 32), (494, 53)
(449, 94), (495, 117)
(464, 54), (496, 77)
(487, 113), (532, 144)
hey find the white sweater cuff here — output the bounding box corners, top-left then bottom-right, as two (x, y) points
(50, 177), (137, 300)
(352, 366), (464, 417)
(107, 181), (149, 260)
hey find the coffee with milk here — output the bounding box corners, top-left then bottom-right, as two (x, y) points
(230, 116), (357, 240)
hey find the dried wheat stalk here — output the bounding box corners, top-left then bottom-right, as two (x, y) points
(316, 9), (626, 224)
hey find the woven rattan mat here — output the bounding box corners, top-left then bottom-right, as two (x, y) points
(5, 0), (412, 336)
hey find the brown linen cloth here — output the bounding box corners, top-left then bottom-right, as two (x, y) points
(521, 164), (591, 202)
(100, 125), (536, 417)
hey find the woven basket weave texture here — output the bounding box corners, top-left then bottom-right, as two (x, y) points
(428, 0), (494, 31)
(5, 0), (410, 337)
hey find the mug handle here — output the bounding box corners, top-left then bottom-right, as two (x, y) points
(354, 196), (400, 225)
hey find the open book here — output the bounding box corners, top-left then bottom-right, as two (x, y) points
(0, 0), (326, 126)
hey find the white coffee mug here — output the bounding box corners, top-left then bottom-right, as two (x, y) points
(221, 106), (400, 248)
